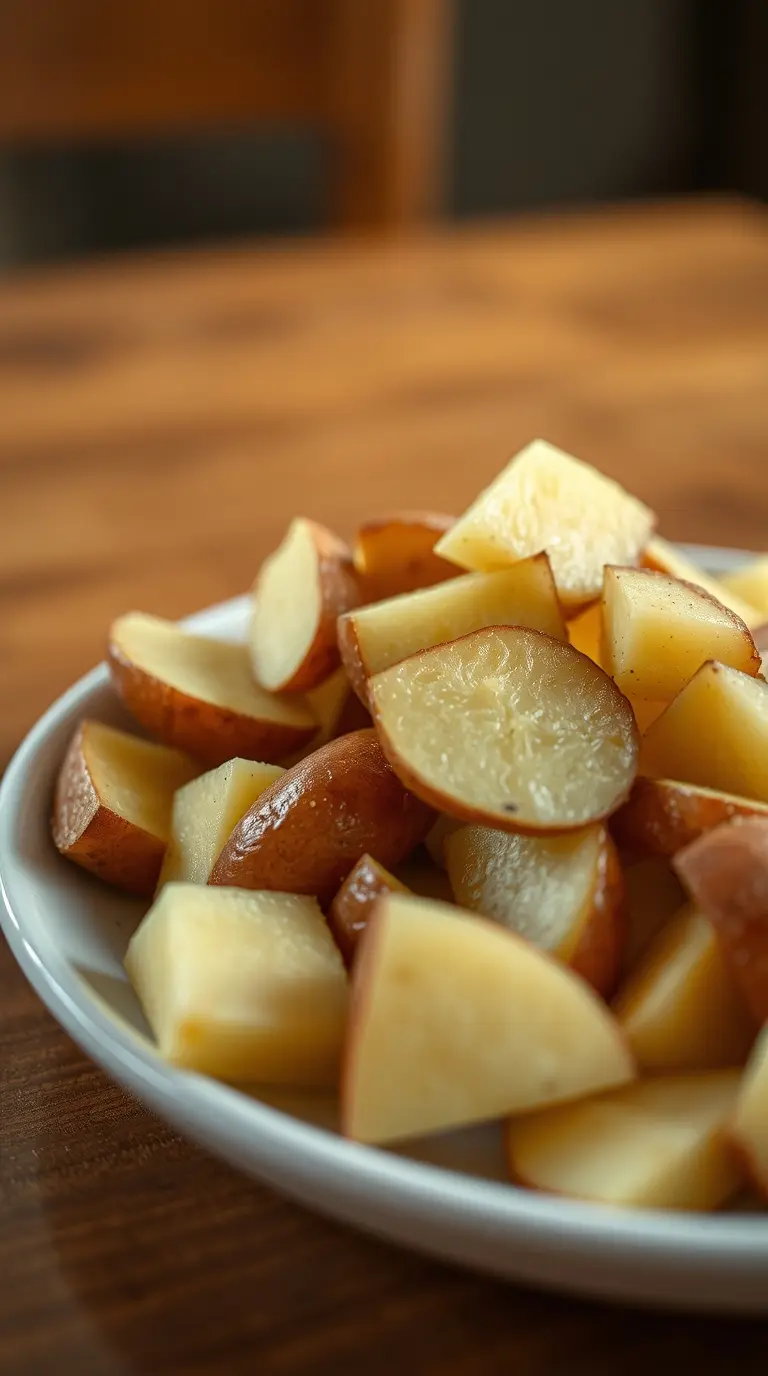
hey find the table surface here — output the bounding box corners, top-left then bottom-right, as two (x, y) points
(2, 197), (768, 1374)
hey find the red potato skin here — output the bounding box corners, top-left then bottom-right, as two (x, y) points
(107, 641), (316, 768)
(567, 832), (627, 999)
(328, 854), (407, 966)
(674, 817), (768, 1024)
(268, 522), (361, 694)
(612, 778), (768, 859)
(337, 615), (371, 707)
(210, 729), (434, 906)
(51, 723), (165, 898)
(353, 512), (457, 602)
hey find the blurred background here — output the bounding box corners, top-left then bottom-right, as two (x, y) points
(0, 0), (765, 270)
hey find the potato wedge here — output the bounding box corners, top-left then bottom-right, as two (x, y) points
(370, 626), (638, 833)
(444, 823), (625, 996)
(675, 816), (768, 1024)
(52, 719), (198, 897)
(125, 884), (347, 1086)
(613, 777), (768, 858)
(353, 512), (457, 600)
(435, 439), (655, 609)
(156, 757), (285, 890)
(108, 612), (317, 767)
(250, 518), (359, 693)
(622, 856), (686, 972)
(279, 666), (361, 767)
(210, 728), (434, 904)
(642, 537), (762, 628)
(342, 893), (634, 1145)
(567, 601), (603, 664)
(640, 662), (768, 802)
(730, 1027), (768, 1197)
(338, 554), (567, 704)
(720, 555), (768, 619)
(613, 906), (755, 1072)
(328, 854), (408, 965)
(507, 1071), (742, 1211)
(602, 566), (759, 701)
(424, 814), (461, 868)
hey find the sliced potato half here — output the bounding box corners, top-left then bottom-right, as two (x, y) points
(352, 511), (457, 600)
(613, 777), (768, 858)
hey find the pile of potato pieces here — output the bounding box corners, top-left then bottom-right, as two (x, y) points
(51, 437), (768, 1213)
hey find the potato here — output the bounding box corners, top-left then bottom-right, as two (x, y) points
(370, 626), (638, 834)
(613, 777), (768, 859)
(342, 893), (634, 1145)
(642, 537), (762, 628)
(435, 439), (655, 609)
(621, 855), (687, 972)
(250, 518), (359, 693)
(125, 883), (348, 1086)
(52, 719), (198, 897)
(613, 906), (755, 1072)
(720, 555), (768, 619)
(675, 816), (768, 1024)
(352, 512), (457, 600)
(424, 813), (461, 868)
(156, 757), (285, 889)
(209, 729), (434, 904)
(601, 566), (759, 701)
(279, 666), (362, 767)
(640, 662), (768, 802)
(507, 1071), (742, 1211)
(328, 854), (408, 965)
(730, 1027), (768, 1197)
(108, 612), (317, 767)
(444, 823), (625, 996)
(338, 554), (567, 704)
(567, 601), (603, 664)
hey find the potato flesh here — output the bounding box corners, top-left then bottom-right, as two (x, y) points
(353, 513), (456, 599)
(371, 627), (638, 831)
(641, 662), (768, 802)
(602, 567), (758, 701)
(250, 517), (333, 693)
(112, 612), (314, 728)
(341, 556), (567, 681)
(344, 894), (634, 1144)
(126, 883), (348, 1086)
(622, 857), (686, 972)
(434, 440), (655, 608)
(721, 555), (768, 618)
(643, 537), (762, 628)
(732, 1028), (768, 1191)
(508, 1071), (742, 1210)
(445, 823), (600, 957)
(84, 721), (199, 840)
(157, 758), (285, 888)
(567, 602), (603, 664)
(613, 907), (754, 1072)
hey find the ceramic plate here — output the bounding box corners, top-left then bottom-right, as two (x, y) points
(2, 545), (767, 1314)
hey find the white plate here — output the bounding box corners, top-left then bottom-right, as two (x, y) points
(2, 545), (767, 1314)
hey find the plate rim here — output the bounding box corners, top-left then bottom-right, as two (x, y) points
(2, 543), (767, 1290)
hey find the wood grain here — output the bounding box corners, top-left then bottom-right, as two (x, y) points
(2, 199), (768, 1372)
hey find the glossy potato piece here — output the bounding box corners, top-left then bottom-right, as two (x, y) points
(343, 893), (634, 1145)
(210, 729), (434, 904)
(328, 854), (408, 965)
(52, 719), (198, 897)
(675, 816), (768, 1024)
(730, 1027), (768, 1196)
(125, 884), (348, 1086)
(338, 555), (567, 704)
(435, 439), (655, 609)
(640, 662), (768, 802)
(370, 626), (638, 834)
(444, 823), (626, 996)
(613, 777), (768, 859)
(108, 612), (316, 767)
(156, 757), (285, 890)
(602, 566), (759, 701)
(507, 1071), (742, 1211)
(642, 537), (762, 628)
(567, 601), (603, 665)
(251, 518), (359, 693)
(613, 906), (755, 1072)
(352, 512), (457, 600)
(720, 555), (768, 619)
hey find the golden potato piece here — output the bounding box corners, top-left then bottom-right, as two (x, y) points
(613, 776), (768, 858)
(251, 518), (359, 694)
(52, 719), (198, 897)
(108, 612), (317, 767)
(435, 439), (655, 609)
(642, 537), (762, 628)
(157, 757), (285, 890)
(328, 854), (408, 966)
(353, 511), (457, 600)
(720, 555), (768, 619)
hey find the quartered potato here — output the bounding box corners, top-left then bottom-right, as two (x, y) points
(157, 757), (285, 889)
(328, 853), (409, 966)
(352, 511), (457, 601)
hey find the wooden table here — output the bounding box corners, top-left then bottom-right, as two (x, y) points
(2, 198), (768, 1374)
